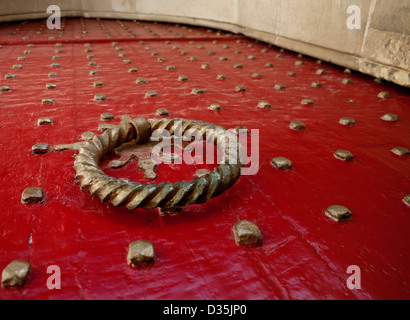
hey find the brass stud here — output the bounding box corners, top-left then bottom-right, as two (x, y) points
(258, 101), (271, 109)
(178, 75), (188, 81)
(101, 113), (114, 120)
(118, 53), (126, 57)
(52, 56), (60, 60)
(127, 240), (155, 267)
(46, 83), (57, 89)
(145, 91), (158, 98)
(403, 195), (410, 207)
(13, 64), (23, 69)
(136, 78), (147, 84)
(208, 50), (216, 55)
(21, 187), (44, 204)
(289, 121), (306, 130)
(381, 113), (398, 122)
(209, 103), (221, 110)
(274, 84), (286, 90)
(342, 78), (353, 84)
(32, 142), (50, 154)
(271, 157), (292, 170)
(276, 54), (283, 58)
(123, 59), (131, 64)
(219, 56), (227, 61)
(233, 64), (243, 69)
(311, 81), (322, 87)
(166, 65), (176, 70)
(0, 86), (11, 92)
(189, 56), (197, 61)
(287, 71), (296, 76)
(89, 70), (98, 76)
(233, 220), (262, 247)
(94, 94), (106, 101)
(128, 68), (138, 73)
(248, 55), (256, 60)
(50, 63), (60, 67)
(339, 117), (355, 126)
(191, 88), (204, 95)
(391, 147), (410, 156)
(295, 60), (303, 65)
(334, 150), (354, 161)
(42, 98), (53, 104)
(344, 68), (351, 73)
(201, 64), (210, 69)
(235, 50), (242, 54)
(1, 261), (31, 287)
(235, 85), (246, 92)
(217, 74), (226, 80)
(265, 63), (273, 67)
(301, 99), (314, 105)
(5, 73), (16, 79)
(378, 91), (391, 99)
(37, 117), (52, 126)
(156, 108), (169, 116)
(94, 81), (104, 87)
(17, 56), (26, 61)
(316, 69), (326, 75)
(157, 57), (166, 62)
(325, 205), (352, 222)
(252, 73), (262, 78)
(89, 61), (97, 66)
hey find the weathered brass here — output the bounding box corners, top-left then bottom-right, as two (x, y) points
(233, 220), (263, 247)
(1, 261), (31, 287)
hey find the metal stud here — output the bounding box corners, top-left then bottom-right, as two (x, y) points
(191, 88), (204, 95)
(136, 78), (147, 84)
(342, 78), (353, 84)
(42, 98), (53, 104)
(94, 94), (106, 101)
(219, 56), (227, 61)
(295, 60), (303, 65)
(178, 75), (188, 81)
(50, 63), (60, 67)
(157, 57), (166, 62)
(403, 195), (410, 207)
(1, 261), (31, 287)
(208, 50), (216, 55)
(209, 103), (221, 110)
(37, 117), (52, 126)
(13, 64), (23, 69)
(316, 69), (326, 75)
(128, 68), (138, 73)
(201, 64), (210, 69)
(235, 85), (246, 92)
(127, 240), (155, 267)
(339, 117), (355, 125)
(89, 70), (98, 76)
(378, 91), (391, 99)
(166, 65), (176, 70)
(217, 74), (226, 80)
(0, 86), (11, 92)
(233, 220), (263, 247)
(17, 56), (26, 61)
(311, 81), (322, 87)
(101, 113), (114, 120)
(287, 71), (296, 76)
(189, 56), (197, 61)
(289, 121), (306, 130)
(21, 187), (44, 204)
(5, 73), (16, 79)
(325, 205), (352, 222)
(391, 147), (410, 156)
(271, 157), (292, 170)
(274, 84), (286, 90)
(301, 99), (314, 105)
(265, 63), (273, 67)
(46, 83), (57, 89)
(94, 81), (104, 87)
(145, 91), (158, 98)
(258, 101), (271, 109)
(156, 108), (169, 116)
(233, 64), (243, 69)
(32, 142), (50, 154)
(252, 73), (262, 78)
(334, 150), (354, 161)
(381, 113), (398, 122)
(52, 56), (60, 60)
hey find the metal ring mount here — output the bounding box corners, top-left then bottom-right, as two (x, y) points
(73, 116), (244, 210)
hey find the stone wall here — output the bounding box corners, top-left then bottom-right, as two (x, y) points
(1, 0), (409, 87)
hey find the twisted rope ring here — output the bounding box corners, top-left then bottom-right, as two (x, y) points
(73, 116), (244, 210)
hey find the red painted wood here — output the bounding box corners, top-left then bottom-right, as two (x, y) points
(0, 18), (409, 300)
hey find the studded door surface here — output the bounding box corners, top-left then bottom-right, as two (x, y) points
(0, 18), (409, 300)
